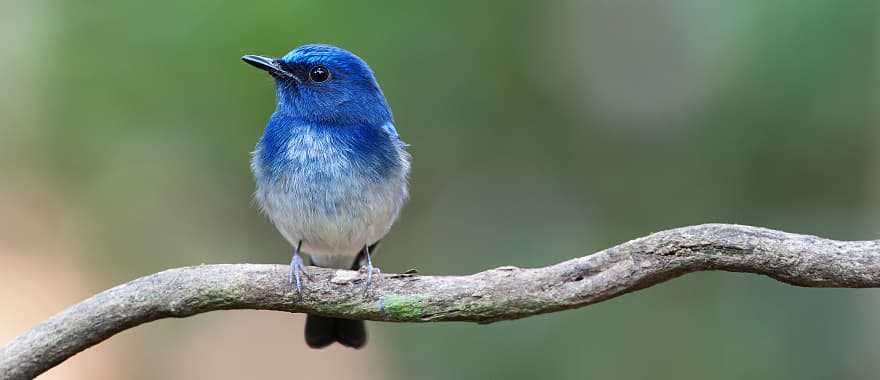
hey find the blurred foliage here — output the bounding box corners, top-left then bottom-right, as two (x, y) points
(2, 0), (879, 379)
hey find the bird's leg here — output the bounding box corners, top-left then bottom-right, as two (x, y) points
(360, 244), (381, 295)
(289, 240), (306, 294)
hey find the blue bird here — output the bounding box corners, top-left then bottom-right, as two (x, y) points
(242, 44), (410, 349)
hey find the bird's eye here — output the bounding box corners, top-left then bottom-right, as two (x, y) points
(308, 66), (330, 82)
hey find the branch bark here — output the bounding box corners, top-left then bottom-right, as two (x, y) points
(3, 223), (880, 379)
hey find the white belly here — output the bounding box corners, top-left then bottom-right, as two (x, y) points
(255, 172), (407, 268)
(251, 125), (410, 269)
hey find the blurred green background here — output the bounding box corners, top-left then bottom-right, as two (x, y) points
(1, 0), (879, 379)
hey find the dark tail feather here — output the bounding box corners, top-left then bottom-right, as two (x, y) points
(305, 315), (367, 349)
(335, 318), (367, 348)
(304, 315), (336, 348)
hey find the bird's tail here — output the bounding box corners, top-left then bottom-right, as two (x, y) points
(305, 315), (367, 349)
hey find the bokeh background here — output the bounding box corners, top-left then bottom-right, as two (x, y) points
(2, 0), (879, 379)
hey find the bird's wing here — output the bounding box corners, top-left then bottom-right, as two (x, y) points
(383, 122), (409, 141)
(381, 122), (410, 149)
(381, 122), (400, 138)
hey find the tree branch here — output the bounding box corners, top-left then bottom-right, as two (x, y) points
(3, 223), (880, 378)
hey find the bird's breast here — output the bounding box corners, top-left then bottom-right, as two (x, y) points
(251, 120), (409, 264)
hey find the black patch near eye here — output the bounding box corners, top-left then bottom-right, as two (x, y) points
(308, 66), (330, 82)
(278, 60), (298, 73)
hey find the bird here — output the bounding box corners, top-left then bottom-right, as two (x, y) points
(242, 44), (410, 349)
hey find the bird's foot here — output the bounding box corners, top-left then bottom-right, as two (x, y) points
(359, 246), (380, 296)
(289, 252), (306, 296)
(359, 263), (381, 296)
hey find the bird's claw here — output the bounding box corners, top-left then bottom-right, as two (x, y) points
(359, 245), (380, 296)
(289, 252), (306, 296)
(359, 263), (381, 296)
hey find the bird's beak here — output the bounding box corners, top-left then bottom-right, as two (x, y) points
(241, 55), (301, 82)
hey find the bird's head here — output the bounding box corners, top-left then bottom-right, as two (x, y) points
(242, 44), (391, 125)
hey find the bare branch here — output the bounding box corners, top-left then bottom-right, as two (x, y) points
(3, 223), (880, 379)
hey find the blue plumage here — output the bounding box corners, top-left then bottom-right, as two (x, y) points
(274, 45), (393, 125)
(243, 44), (410, 349)
(257, 115), (404, 182)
